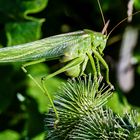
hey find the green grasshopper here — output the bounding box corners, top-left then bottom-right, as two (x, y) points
(0, 0), (114, 121)
(0, 30), (112, 120)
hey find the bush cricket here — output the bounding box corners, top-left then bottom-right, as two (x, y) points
(0, 0), (138, 121)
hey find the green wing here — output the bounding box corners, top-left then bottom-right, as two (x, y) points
(0, 31), (90, 63)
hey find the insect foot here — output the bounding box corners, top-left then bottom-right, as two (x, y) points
(109, 83), (115, 90)
(98, 74), (103, 81)
(54, 119), (59, 129)
(41, 76), (46, 82)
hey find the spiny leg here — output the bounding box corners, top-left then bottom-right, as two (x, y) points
(92, 48), (114, 89)
(21, 58), (85, 123)
(80, 56), (89, 76)
(87, 52), (99, 89)
(41, 57), (84, 81)
(21, 59), (46, 93)
(41, 57), (84, 122)
(21, 59), (60, 122)
(94, 57), (102, 79)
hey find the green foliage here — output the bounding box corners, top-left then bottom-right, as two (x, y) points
(0, 130), (20, 140)
(6, 20), (44, 46)
(0, 0), (48, 47)
(0, 0), (47, 21)
(134, 0), (140, 9)
(0, 0), (61, 139)
(0, 0), (140, 139)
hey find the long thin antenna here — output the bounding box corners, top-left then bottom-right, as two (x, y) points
(108, 11), (140, 37)
(97, 0), (107, 34)
(102, 20), (110, 34)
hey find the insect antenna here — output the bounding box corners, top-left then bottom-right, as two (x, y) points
(101, 20), (110, 35)
(107, 11), (140, 37)
(97, 0), (108, 35)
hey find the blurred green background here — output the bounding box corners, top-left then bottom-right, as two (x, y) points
(0, 0), (140, 139)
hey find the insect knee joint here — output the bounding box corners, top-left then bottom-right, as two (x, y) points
(21, 66), (27, 73)
(41, 76), (46, 82)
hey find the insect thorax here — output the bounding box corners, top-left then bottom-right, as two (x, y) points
(59, 32), (92, 77)
(84, 29), (107, 53)
(60, 34), (92, 63)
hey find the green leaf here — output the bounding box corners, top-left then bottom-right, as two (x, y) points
(106, 91), (131, 115)
(5, 20), (44, 46)
(32, 133), (45, 140)
(0, 0), (48, 22)
(134, 0), (140, 9)
(0, 130), (20, 140)
(0, 0), (47, 137)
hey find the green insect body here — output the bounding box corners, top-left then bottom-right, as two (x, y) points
(0, 29), (111, 121)
(0, 30), (108, 77)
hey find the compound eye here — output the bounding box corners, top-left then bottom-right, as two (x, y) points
(96, 36), (103, 41)
(103, 35), (107, 39)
